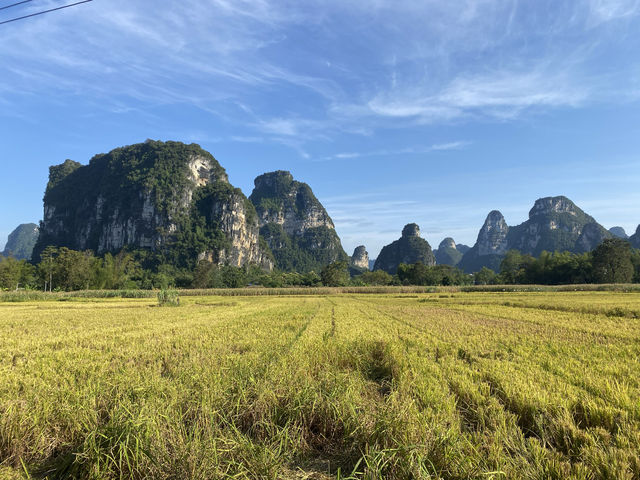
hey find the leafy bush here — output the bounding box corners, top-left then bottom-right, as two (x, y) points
(157, 288), (180, 306)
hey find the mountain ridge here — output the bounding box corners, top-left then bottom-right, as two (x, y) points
(458, 196), (614, 273)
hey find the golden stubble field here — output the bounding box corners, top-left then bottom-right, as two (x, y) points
(0, 291), (639, 479)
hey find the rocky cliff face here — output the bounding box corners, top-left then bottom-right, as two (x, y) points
(373, 223), (435, 274)
(575, 223), (611, 253)
(249, 171), (347, 272)
(609, 226), (628, 239)
(195, 186), (272, 268)
(477, 211), (510, 256)
(458, 211), (509, 273)
(630, 225), (640, 249)
(351, 245), (369, 270)
(459, 196), (612, 273)
(33, 140), (272, 269)
(506, 196), (608, 256)
(1, 223), (39, 260)
(434, 237), (463, 266)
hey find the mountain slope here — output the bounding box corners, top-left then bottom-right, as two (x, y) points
(33, 140), (272, 269)
(609, 227), (628, 239)
(459, 197), (612, 273)
(630, 225), (640, 249)
(249, 171), (348, 272)
(434, 237), (463, 266)
(1, 223), (39, 260)
(373, 224), (435, 274)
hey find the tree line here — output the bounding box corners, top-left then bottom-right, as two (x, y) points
(1, 239), (639, 291)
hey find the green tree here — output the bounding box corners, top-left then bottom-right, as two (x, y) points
(221, 265), (246, 288)
(55, 248), (97, 290)
(0, 256), (35, 290)
(499, 250), (534, 284)
(474, 267), (497, 285)
(631, 249), (640, 283)
(397, 263), (469, 286)
(38, 246), (59, 291)
(591, 238), (634, 284)
(321, 261), (349, 287)
(356, 270), (394, 286)
(96, 251), (141, 289)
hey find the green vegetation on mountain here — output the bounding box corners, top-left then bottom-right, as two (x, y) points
(458, 252), (505, 274)
(609, 226), (628, 239)
(434, 238), (463, 266)
(630, 225), (640, 249)
(250, 171), (348, 273)
(32, 140), (269, 273)
(460, 197), (614, 273)
(373, 223), (436, 275)
(45, 159), (82, 193)
(258, 223), (344, 273)
(374, 224), (436, 274)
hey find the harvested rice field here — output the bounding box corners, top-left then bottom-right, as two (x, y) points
(1, 291), (639, 479)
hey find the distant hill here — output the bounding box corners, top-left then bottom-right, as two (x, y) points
(609, 226), (628, 239)
(459, 196), (613, 273)
(374, 224), (435, 274)
(434, 237), (463, 266)
(349, 245), (369, 275)
(1, 223), (39, 260)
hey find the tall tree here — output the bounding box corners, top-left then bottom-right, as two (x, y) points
(321, 261), (349, 287)
(591, 239), (634, 284)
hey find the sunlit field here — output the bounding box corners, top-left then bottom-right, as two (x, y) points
(1, 291), (639, 479)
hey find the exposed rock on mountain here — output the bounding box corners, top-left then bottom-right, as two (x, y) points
(434, 237), (463, 266)
(458, 211), (509, 273)
(575, 223), (611, 253)
(477, 211), (510, 256)
(609, 226), (628, 239)
(249, 170), (347, 272)
(33, 140), (272, 269)
(351, 245), (369, 270)
(459, 197), (612, 273)
(373, 223), (435, 274)
(507, 196), (609, 256)
(1, 223), (39, 260)
(630, 225), (640, 249)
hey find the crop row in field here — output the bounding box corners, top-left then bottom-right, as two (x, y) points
(1, 292), (639, 479)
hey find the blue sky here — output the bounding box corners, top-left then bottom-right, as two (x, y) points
(1, 0), (640, 257)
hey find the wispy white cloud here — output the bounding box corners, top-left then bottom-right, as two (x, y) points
(0, 0), (639, 148)
(588, 0), (640, 24)
(430, 141), (470, 151)
(347, 66), (592, 124)
(315, 141), (470, 162)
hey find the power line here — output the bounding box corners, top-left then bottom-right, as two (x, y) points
(0, 0), (35, 12)
(0, 0), (92, 25)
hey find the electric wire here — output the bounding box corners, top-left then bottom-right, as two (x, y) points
(0, 0), (92, 25)
(0, 0), (35, 12)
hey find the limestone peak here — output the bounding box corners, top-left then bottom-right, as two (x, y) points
(402, 223), (420, 238)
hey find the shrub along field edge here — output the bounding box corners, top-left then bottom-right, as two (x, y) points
(2, 283), (640, 302)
